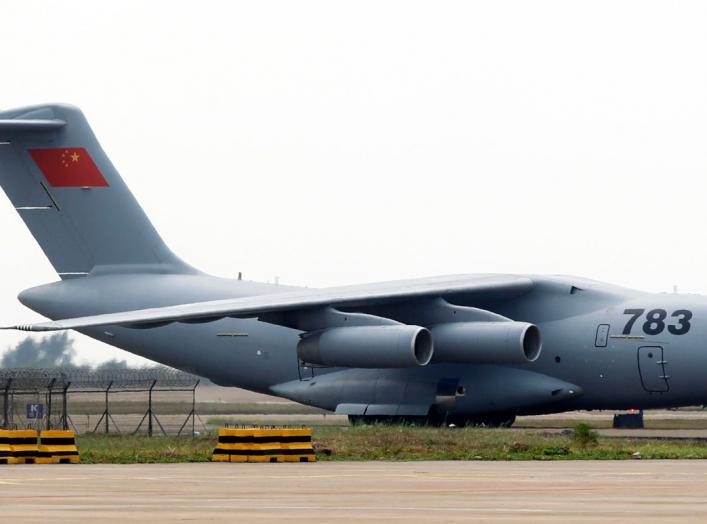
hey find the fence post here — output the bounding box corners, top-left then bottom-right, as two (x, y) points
(147, 380), (157, 437)
(61, 382), (71, 430)
(178, 379), (201, 437)
(46, 378), (56, 430)
(2, 378), (11, 429)
(192, 379), (199, 437)
(105, 381), (113, 434)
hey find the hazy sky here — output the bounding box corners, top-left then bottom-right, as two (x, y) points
(1, 1), (707, 365)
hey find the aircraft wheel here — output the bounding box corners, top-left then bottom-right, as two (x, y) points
(465, 413), (516, 428)
(494, 415), (516, 428)
(348, 415), (391, 425)
(348, 415), (429, 426)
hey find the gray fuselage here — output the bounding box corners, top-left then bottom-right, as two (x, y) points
(17, 270), (707, 417)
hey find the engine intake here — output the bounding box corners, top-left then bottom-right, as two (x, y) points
(297, 325), (433, 368)
(430, 321), (541, 364)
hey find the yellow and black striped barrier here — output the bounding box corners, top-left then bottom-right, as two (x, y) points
(213, 427), (316, 463)
(279, 429), (316, 462)
(37, 430), (80, 464)
(0, 430), (17, 464)
(9, 429), (39, 464)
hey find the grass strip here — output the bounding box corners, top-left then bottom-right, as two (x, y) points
(313, 425), (707, 460)
(74, 424), (707, 463)
(77, 434), (214, 463)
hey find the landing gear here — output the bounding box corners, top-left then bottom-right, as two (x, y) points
(347, 413), (516, 428)
(433, 406), (517, 428)
(459, 413), (516, 428)
(348, 415), (427, 426)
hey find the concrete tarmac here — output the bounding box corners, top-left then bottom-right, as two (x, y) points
(2, 461), (707, 523)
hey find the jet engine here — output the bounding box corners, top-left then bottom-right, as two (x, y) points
(430, 321), (541, 364)
(297, 325), (433, 368)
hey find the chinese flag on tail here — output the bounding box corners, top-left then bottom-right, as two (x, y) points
(28, 148), (109, 187)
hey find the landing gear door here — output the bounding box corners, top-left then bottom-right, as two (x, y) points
(297, 358), (314, 381)
(637, 346), (669, 392)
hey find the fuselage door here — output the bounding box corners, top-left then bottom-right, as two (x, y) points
(297, 358), (314, 381)
(595, 324), (610, 347)
(637, 346), (669, 392)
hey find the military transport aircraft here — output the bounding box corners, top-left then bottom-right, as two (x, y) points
(0, 104), (701, 426)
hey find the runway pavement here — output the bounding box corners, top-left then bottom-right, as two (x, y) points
(2, 461), (707, 523)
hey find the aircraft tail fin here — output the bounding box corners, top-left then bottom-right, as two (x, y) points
(0, 104), (195, 278)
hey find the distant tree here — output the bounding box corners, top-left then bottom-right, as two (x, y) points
(1, 333), (77, 368)
(1, 335), (212, 383)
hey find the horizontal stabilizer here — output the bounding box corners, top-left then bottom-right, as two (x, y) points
(0, 119), (66, 133)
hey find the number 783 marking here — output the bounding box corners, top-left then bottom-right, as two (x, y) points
(622, 308), (692, 336)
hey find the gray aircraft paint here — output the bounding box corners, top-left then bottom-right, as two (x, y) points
(1, 104), (706, 423)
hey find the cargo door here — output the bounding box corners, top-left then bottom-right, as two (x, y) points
(637, 346), (669, 392)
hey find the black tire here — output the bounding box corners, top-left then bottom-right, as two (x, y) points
(348, 415), (430, 426)
(465, 413), (516, 428)
(348, 415), (365, 425)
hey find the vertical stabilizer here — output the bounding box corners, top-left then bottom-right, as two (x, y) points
(0, 104), (195, 278)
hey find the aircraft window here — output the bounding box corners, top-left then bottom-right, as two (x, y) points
(555, 356), (561, 363)
(595, 324), (610, 347)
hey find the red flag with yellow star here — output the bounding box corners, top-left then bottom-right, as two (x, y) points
(28, 148), (108, 187)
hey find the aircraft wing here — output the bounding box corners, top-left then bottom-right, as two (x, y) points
(3, 274), (532, 332)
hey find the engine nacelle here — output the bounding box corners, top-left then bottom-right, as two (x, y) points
(297, 325), (434, 368)
(430, 321), (541, 364)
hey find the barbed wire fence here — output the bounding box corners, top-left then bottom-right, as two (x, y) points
(0, 368), (205, 436)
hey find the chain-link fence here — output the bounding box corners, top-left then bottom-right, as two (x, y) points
(0, 368), (205, 435)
